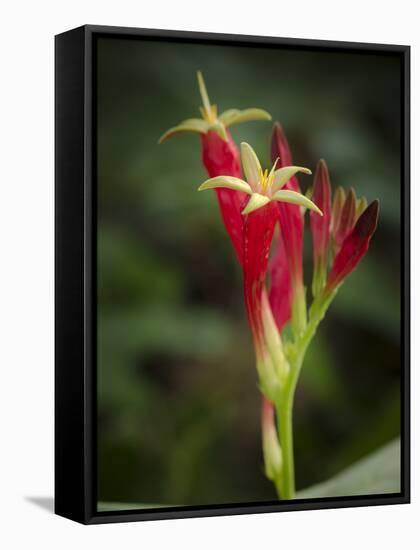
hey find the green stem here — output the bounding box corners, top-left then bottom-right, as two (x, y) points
(277, 390), (295, 498)
(273, 291), (337, 499)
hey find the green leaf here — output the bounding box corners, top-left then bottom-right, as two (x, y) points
(297, 438), (400, 499)
(98, 439), (400, 510)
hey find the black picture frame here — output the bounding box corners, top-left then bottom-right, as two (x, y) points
(55, 24), (410, 525)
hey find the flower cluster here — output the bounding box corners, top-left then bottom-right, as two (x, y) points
(159, 72), (379, 499)
(310, 159), (379, 298)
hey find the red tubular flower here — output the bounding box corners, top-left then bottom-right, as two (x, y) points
(160, 71), (272, 265)
(270, 123), (305, 334)
(271, 122), (294, 168)
(271, 124), (304, 281)
(198, 142), (318, 393)
(310, 159), (332, 296)
(200, 130), (245, 263)
(268, 231), (293, 332)
(326, 200), (379, 292)
(243, 203), (279, 354)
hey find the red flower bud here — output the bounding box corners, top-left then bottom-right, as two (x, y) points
(331, 186), (346, 241)
(310, 160), (331, 296)
(271, 122), (294, 168)
(310, 159), (331, 263)
(326, 200), (379, 291)
(270, 123), (304, 284)
(270, 123), (305, 333)
(333, 187), (357, 252)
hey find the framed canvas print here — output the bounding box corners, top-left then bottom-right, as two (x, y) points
(55, 25), (410, 524)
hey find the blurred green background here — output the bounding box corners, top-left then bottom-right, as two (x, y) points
(96, 37), (401, 507)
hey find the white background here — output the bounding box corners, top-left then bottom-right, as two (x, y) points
(0, 0), (417, 547)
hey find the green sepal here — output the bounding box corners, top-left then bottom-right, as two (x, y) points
(261, 292), (290, 387)
(311, 255), (327, 298)
(291, 283), (307, 339)
(309, 287), (338, 325)
(256, 357), (279, 403)
(263, 425), (283, 482)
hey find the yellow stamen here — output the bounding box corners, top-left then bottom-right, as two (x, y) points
(259, 165), (276, 193)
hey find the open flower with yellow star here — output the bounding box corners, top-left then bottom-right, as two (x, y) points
(198, 142), (322, 216)
(159, 71), (271, 143)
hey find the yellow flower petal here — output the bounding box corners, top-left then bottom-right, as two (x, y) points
(198, 176), (252, 194)
(158, 118), (208, 143)
(218, 109), (240, 126)
(240, 142), (262, 189)
(271, 166), (312, 191)
(219, 108), (271, 127)
(197, 71), (212, 119)
(271, 189), (322, 215)
(242, 193), (271, 215)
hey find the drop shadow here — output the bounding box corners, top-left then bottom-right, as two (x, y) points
(25, 496), (54, 514)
